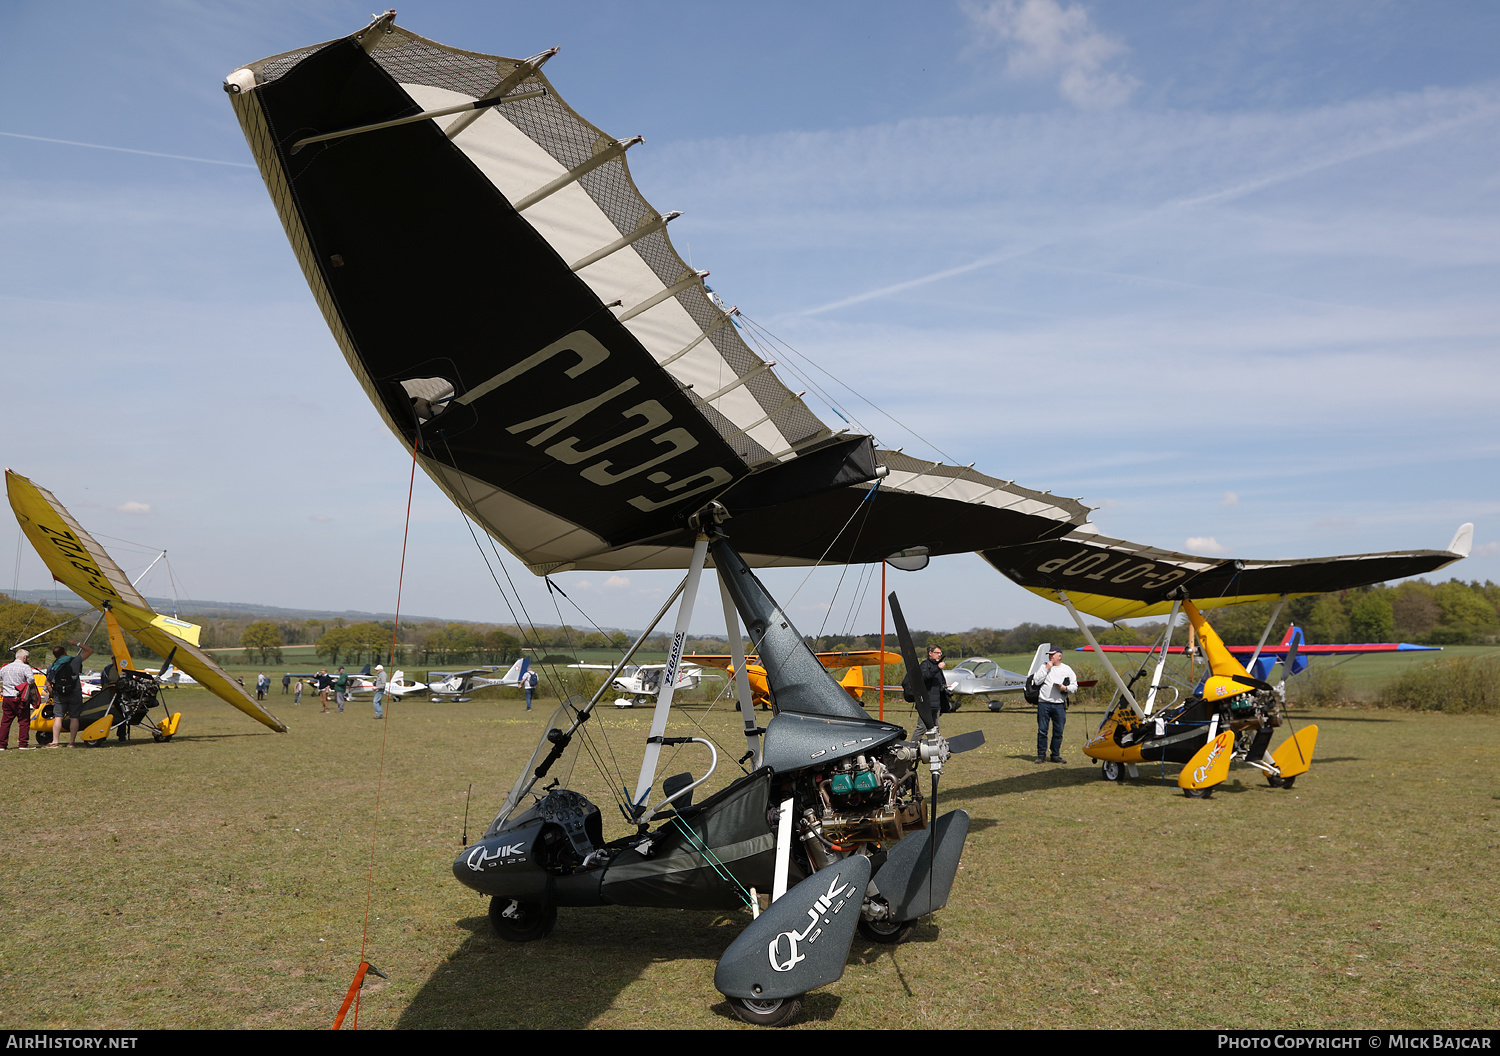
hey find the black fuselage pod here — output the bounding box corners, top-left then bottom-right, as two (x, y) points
(454, 770), (786, 911)
(1131, 696), (1220, 765)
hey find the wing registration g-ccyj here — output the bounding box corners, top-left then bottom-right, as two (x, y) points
(6, 470), (288, 733)
(222, 14), (1087, 575)
(981, 523), (1474, 623)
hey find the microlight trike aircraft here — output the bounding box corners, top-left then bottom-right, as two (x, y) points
(985, 526), (1472, 795)
(224, 14), (1473, 1020)
(7, 470), (288, 741)
(684, 649), (899, 712)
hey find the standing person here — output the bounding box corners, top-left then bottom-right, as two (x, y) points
(919, 645), (952, 731)
(294, 679), (303, 705)
(334, 666), (349, 713)
(371, 664), (387, 719)
(1, 648), (38, 750)
(256, 672), (269, 701)
(282, 673), (291, 695)
(1035, 648), (1076, 764)
(316, 668), (332, 712)
(47, 640), (93, 748)
(521, 665), (538, 711)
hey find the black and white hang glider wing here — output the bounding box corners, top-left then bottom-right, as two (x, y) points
(225, 16), (1087, 573)
(981, 523), (1473, 622)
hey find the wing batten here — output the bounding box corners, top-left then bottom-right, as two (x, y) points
(228, 23), (1087, 572)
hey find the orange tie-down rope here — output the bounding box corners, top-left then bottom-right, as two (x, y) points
(332, 434), (421, 1029)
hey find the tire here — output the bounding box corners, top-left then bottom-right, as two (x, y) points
(858, 916), (915, 944)
(1100, 760), (1124, 782)
(488, 897), (556, 942)
(1184, 787), (1213, 799)
(1267, 774), (1284, 788)
(726, 994), (803, 1027)
(1281, 776), (1296, 789)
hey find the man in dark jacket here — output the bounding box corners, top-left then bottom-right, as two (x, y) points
(917, 645), (952, 733)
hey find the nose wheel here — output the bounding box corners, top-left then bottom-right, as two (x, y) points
(487, 897), (556, 942)
(726, 994), (803, 1027)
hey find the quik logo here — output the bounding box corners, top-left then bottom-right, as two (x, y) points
(767, 874), (853, 973)
(1193, 737), (1228, 785)
(466, 841), (528, 871)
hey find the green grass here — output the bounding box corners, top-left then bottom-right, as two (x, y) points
(1, 686), (1496, 1029)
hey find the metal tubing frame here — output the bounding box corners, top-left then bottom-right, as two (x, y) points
(1244, 594), (1289, 676)
(1143, 597), (1183, 715)
(1058, 591), (1144, 719)
(719, 573), (762, 768)
(630, 533), (711, 816)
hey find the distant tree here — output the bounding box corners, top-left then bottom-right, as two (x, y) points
(242, 622), (284, 663)
(1348, 593), (1395, 643)
(315, 627), (355, 664)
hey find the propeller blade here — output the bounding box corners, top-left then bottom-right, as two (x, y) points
(1280, 639), (1301, 687)
(887, 592), (935, 733)
(1231, 674), (1274, 691)
(156, 646), (179, 680)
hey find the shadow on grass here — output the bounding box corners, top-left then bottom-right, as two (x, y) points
(395, 905), (743, 1028)
(945, 765), (1105, 800)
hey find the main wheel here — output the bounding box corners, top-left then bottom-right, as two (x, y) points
(1281, 776), (1296, 789)
(726, 994), (803, 1027)
(488, 898), (557, 942)
(858, 916), (915, 944)
(1100, 760), (1124, 782)
(1184, 787), (1213, 799)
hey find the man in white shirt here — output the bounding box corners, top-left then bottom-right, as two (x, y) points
(1036, 648), (1076, 764)
(1, 648), (38, 750)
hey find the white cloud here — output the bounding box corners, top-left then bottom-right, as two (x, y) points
(1221, 491), (1239, 507)
(573, 579), (594, 591)
(308, 513), (332, 522)
(1473, 541), (1500, 557)
(113, 501), (149, 514)
(963, 0), (1139, 110)
(604, 575), (629, 589)
(1185, 536), (1229, 555)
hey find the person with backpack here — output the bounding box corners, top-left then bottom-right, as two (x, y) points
(1033, 648), (1077, 764)
(1, 648), (39, 750)
(521, 666), (539, 711)
(48, 640), (93, 748)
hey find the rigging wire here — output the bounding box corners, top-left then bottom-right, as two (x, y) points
(735, 312), (965, 468)
(433, 430), (630, 816)
(346, 431), (422, 1030)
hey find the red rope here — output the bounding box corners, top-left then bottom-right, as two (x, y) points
(334, 434), (421, 1030)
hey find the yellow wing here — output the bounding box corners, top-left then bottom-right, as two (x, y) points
(7, 470), (287, 733)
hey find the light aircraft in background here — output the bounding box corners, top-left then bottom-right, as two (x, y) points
(567, 660), (708, 708)
(942, 646), (1097, 711)
(158, 664), (198, 687)
(1077, 623), (1440, 681)
(424, 657), (531, 702)
(687, 650), (899, 711)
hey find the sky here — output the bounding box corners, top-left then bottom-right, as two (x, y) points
(2, 0), (1497, 640)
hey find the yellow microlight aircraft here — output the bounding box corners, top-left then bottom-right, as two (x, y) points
(1080, 598), (1316, 796)
(7, 470), (288, 743)
(686, 650), (902, 711)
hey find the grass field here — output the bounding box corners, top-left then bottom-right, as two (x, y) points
(2, 682), (1495, 1030)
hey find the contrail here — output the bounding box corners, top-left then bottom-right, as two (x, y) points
(0, 131), (254, 169)
(797, 99), (1500, 318)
